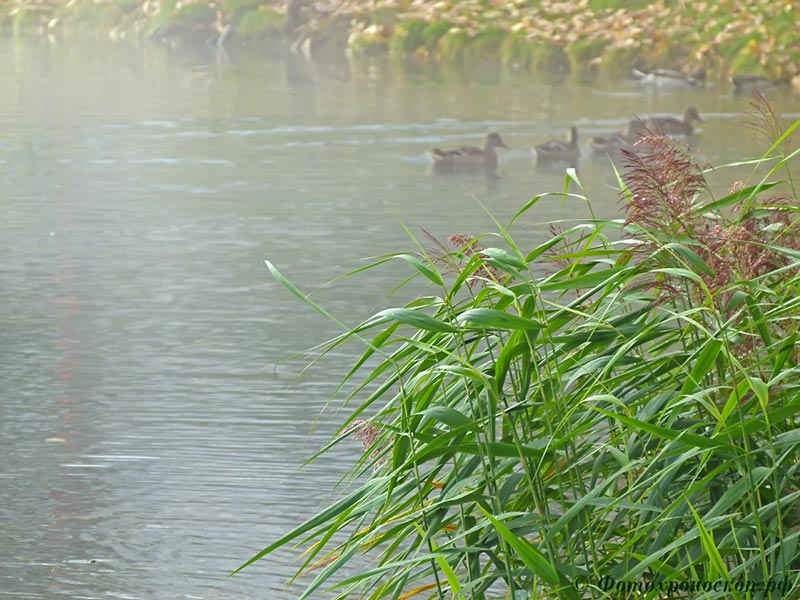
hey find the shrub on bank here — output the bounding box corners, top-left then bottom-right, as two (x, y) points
(5, 0), (800, 81)
(235, 6), (285, 40)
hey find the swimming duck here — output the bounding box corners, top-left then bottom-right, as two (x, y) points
(429, 132), (509, 171)
(732, 75), (789, 93)
(534, 127), (580, 163)
(628, 107), (703, 138)
(589, 131), (636, 157)
(632, 67), (706, 88)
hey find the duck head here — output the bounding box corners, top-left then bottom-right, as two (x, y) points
(685, 107), (703, 123)
(569, 127), (579, 147)
(485, 132), (509, 150)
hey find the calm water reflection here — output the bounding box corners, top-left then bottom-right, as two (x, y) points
(0, 38), (796, 599)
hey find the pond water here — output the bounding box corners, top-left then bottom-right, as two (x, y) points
(0, 37), (797, 599)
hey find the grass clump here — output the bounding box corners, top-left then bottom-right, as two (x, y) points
(501, 31), (535, 70)
(60, 0), (125, 30)
(728, 39), (769, 77)
(364, 5), (396, 28)
(235, 6), (285, 39)
(438, 28), (470, 63)
(566, 36), (608, 77)
(587, 0), (653, 9)
(221, 0), (267, 18)
(389, 19), (427, 55)
(423, 19), (454, 52)
(10, 5), (45, 35)
(235, 100), (800, 599)
(718, 35), (762, 66)
(529, 40), (570, 73)
(596, 44), (642, 78)
(464, 27), (507, 64)
(173, 2), (215, 25)
(390, 18), (452, 58)
(348, 25), (390, 56)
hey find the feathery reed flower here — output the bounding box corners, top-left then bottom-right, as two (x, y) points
(344, 419), (389, 465)
(744, 91), (796, 153)
(618, 125), (800, 363)
(621, 135), (708, 235)
(423, 229), (508, 287)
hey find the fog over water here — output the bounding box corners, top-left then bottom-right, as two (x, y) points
(0, 38), (795, 599)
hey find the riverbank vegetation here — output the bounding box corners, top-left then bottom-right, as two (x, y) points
(4, 0), (800, 85)
(233, 96), (800, 598)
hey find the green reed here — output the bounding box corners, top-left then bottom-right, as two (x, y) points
(235, 103), (800, 600)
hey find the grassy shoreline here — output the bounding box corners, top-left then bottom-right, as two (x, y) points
(5, 0), (799, 85)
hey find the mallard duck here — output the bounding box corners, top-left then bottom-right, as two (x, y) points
(628, 107), (703, 138)
(534, 127), (580, 163)
(632, 67), (706, 88)
(732, 75), (789, 93)
(429, 132), (509, 171)
(589, 131), (636, 157)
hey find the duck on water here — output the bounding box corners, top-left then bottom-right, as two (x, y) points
(428, 132), (509, 173)
(589, 131), (637, 158)
(631, 67), (707, 88)
(533, 127), (580, 165)
(628, 107), (704, 138)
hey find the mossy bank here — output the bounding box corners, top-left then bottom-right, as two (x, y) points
(4, 0), (800, 84)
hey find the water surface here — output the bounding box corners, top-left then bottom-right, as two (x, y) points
(1, 38), (795, 599)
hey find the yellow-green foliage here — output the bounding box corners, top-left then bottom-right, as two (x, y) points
(639, 36), (691, 71)
(529, 40), (569, 73)
(423, 20), (452, 51)
(367, 6), (396, 27)
(597, 45), (641, 78)
(718, 35), (761, 63)
(720, 33), (776, 76)
(159, 0), (178, 16)
(438, 29), (469, 62)
(3, 0), (798, 80)
(588, 0), (654, 8)
(174, 3), (215, 25)
(389, 19), (427, 54)
(390, 19), (452, 56)
(142, 0), (214, 37)
(349, 31), (389, 56)
(236, 6), (285, 38)
(566, 36), (608, 74)
(730, 43), (765, 77)
(465, 27), (507, 63)
(222, 0), (267, 18)
(438, 27), (512, 65)
(12, 6), (42, 35)
(60, 0), (125, 29)
(502, 32), (535, 70)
